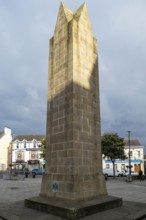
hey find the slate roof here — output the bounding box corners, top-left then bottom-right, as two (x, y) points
(13, 135), (45, 142)
(124, 138), (143, 148)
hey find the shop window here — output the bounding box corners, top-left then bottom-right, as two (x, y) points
(121, 164), (125, 170)
(106, 164), (109, 168)
(31, 153), (36, 159)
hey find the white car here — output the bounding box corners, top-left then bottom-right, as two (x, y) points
(103, 168), (123, 177)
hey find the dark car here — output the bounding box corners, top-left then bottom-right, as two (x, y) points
(31, 168), (45, 175)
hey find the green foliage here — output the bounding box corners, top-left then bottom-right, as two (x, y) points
(40, 138), (46, 159)
(101, 132), (126, 161)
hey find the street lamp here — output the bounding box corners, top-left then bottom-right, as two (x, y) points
(127, 131), (131, 175)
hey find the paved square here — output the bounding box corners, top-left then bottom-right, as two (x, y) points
(0, 176), (146, 219)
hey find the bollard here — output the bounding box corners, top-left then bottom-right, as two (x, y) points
(126, 174), (133, 182)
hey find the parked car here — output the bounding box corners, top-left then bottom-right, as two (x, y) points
(31, 168), (45, 175)
(103, 168), (123, 177)
(12, 169), (24, 175)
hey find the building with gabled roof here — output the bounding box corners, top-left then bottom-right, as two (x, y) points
(103, 138), (144, 174)
(12, 134), (45, 171)
(0, 127), (12, 170)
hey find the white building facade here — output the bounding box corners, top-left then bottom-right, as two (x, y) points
(12, 135), (45, 171)
(0, 127), (12, 170)
(103, 139), (144, 174)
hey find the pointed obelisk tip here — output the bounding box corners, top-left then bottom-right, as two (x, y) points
(74, 2), (87, 15)
(58, 2), (66, 12)
(82, 2), (86, 6)
(78, 2), (87, 10)
(54, 1), (73, 31)
(60, 1), (70, 11)
(74, 1), (91, 25)
(60, 2), (66, 10)
(60, 1), (65, 7)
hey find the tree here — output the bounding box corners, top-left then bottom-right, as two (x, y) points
(101, 132), (126, 178)
(40, 138), (46, 168)
(40, 138), (46, 159)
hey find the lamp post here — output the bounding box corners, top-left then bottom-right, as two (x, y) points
(127, 131), (131, 175)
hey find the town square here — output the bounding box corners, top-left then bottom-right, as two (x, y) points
(1, 1), (146, 219)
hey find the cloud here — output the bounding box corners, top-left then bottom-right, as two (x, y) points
(0, 0), (146, 145)
(96, 1), (146, 145)
(0, 0), (49, 135)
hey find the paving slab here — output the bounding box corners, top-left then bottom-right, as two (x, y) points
(0, 176), (146, 220)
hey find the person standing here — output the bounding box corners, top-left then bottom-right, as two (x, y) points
(139, 169), (143, 181)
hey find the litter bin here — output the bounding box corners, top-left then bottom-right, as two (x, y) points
(104, 174), (108, 181)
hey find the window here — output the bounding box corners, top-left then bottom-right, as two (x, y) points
(33, 140), (36, 148)
(16, 141), (19, 149)
(106, 164), (109, 168)
(16, 151), (24, 160)
(121, 164), (125, 170)
(137, 151), (140, 157)
(17, 153), (22, 159)
(31, 153), (36, 159)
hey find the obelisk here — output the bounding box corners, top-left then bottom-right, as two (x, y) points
(25, 3), (122, 219)
(40, 2), (107, 200)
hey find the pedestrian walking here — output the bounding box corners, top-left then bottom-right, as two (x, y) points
(25, 171), (28, 178)
(139, 169), (143, 181)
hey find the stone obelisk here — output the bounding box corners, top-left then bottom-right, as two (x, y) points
(41, 2), (107, 200)
(25, 3), (122, 219)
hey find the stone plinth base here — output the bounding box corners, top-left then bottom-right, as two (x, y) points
(25, 195), (122, 219)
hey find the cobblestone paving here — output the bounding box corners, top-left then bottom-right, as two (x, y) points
(0, 176), (41, 204)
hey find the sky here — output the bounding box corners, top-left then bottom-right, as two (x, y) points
(0, 0), (146, 145)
